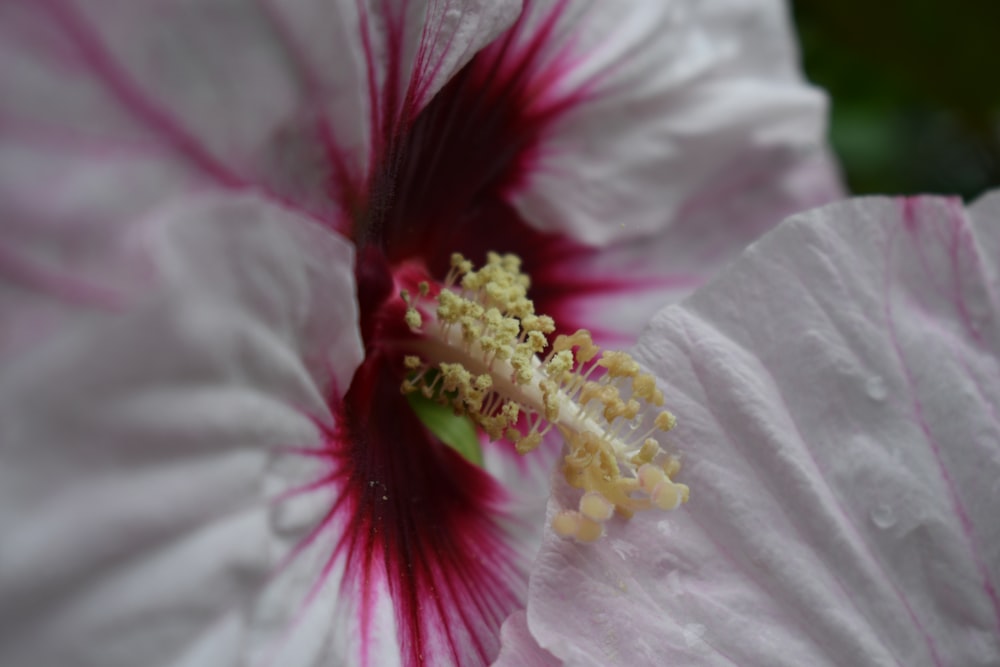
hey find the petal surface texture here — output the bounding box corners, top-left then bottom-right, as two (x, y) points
(506, 0), (831, 244)
(0, 194), (363, 667)
(0, 0), (519, 288)
(494, 611), (561, 667)
(514, 192), (1000, 666)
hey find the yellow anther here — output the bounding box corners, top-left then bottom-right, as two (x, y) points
(575, 517), (604, 543)
(579, 492), (615, 522)
(511, 355), (535, 385)
(553, 330), (599, 363)
(546, 350), (574, 379)
(499, 253), (521, 273)
(663, 456), (682, 478)
(466, 301), (485, 320)
(439, 363), (471, 393)
(437, 290), (462, 323)
(598, 350), (640, 378)
(655, 411), (677, 432)
(650, 481), (685, 510)
(579, 381), (604, 406)
(418, 281), (430, 296)
(405, 308), (423, 331)
(552, 510), (582, 538)
(541, 380), (560, 421)
(479, 335), (500, 356)
(459, 316), (481, 342)
(522, 314), (555, 334)
(632, 373), (665, 406)
(480, 417), (505, 441)
(485, 308), (503, 328)
(526, 330), (548, 353)
(498, 318), (520, 342)
(515, 431), (542, 454)
(404, 355), (423, 370)
(653, 388), (665, 406)
(630, 438), (660, 466)
(603, 398), (627, 423)
(638, 463), (667, 493)
(450, 252), (473, 274)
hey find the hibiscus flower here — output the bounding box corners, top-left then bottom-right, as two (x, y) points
(0, 1), (839, 665)
(499, 192), (1000, 666)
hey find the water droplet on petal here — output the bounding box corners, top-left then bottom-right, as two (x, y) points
(865, 376), (888, 402)
(870, 503), (896, 529)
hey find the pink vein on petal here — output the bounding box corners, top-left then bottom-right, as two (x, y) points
(752, 328), (941, 666)
(0, 110), (163, 157)
(745, 230), (962, 663)
(256, 0), (359, 221)
(409, 0), (459, 108)
(902, 197), (989, 348)
(912, 305), (1000, 448)
(887, 203), (1000, 638)
(265, 394), (524, 667)
(944, 198), (999, 349)
(0, 240), (123, 309)
(897, 204), (1000, 445)
(356, 2), (383, 169)
(677, 316), (911, 666)
(39, 0), (248, 189)
(373, 0), (409, 152)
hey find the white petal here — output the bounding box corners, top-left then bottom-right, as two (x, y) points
(0, 0), (519, 304)
(507, 0), (833, 244)
(493, 611), (560, 667)
(554, 148), (843, 341)
(0, 193), (363, 667)
(517, 192), (1000, 665)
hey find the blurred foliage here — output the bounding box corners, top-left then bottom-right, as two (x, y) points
(793, 0), (1000, 199)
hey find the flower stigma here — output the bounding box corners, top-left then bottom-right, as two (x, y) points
(400, 252), (689, 542)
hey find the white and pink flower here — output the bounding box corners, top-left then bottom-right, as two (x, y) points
(0, 1), (838, 665)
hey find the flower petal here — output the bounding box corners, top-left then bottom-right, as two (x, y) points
(0, 0), (519, 288)
(0, 194), (363, 666)
(516, 192), (1000, 665)
(507, 0), (833, 244)
(551, 147), (843, 342)
(493, 611), (560, 667)
(259, 351), (537, 667)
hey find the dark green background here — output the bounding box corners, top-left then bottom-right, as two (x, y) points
(793, 0), (1000, 199)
